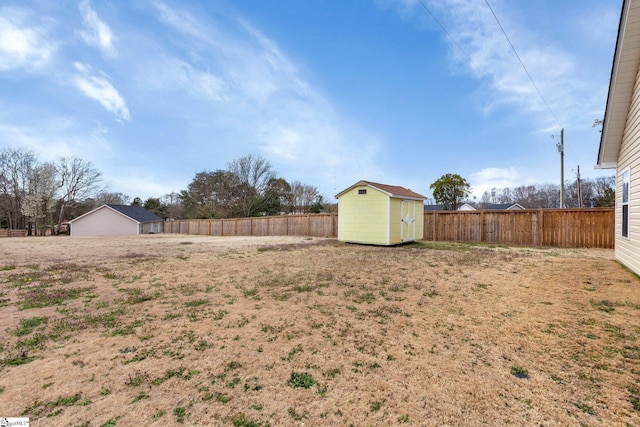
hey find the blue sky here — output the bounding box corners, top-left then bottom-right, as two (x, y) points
(0, 0), (620, 203)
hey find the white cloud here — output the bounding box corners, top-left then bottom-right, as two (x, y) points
(152, 1), (210, 41)
(144, 2), (381, 186)
(0, 8), (56, 71)
(79, 0), (116, 57)
(104, 171), (184, 200)
(470, 167), (520, 197)
(143, 57), (228, 102)
(72, 62), (130, 121)
(380, 0), (587, 132)
(0, 118), (106, 161)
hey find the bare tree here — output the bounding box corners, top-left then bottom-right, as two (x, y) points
(227, 154), (276, 217)
(94, 191), (131, 206)
(290, 181), (322, 214)
(162, 192), (182, 220)
(56, 156), (102, 232)
(0, 148), (37, 229)
(22, 162), (58, 235)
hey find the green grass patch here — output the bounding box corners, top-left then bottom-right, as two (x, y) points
(3, 352), (37, 366)
(573, 401), (596, 415)
(19, 286), (94, 309)
(14, 316), (48, 336)
(174, 406), (186, 423)
(510, 366), (529, 379)
(591, 300), (616, 313)
(287, 372), (316, 389)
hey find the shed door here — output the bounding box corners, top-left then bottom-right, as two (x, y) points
(400, 200), (416, 242)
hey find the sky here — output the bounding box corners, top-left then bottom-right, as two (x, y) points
(0, 0), (622, 203)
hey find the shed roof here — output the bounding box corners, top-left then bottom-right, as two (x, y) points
(597, 0), (640, 168)
(335, 180), (426, 200)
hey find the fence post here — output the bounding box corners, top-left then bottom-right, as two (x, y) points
(432, 211), (437, 241)
(538, 209), (544, 246)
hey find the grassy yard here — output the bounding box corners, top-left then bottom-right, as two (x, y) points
(0, 235), (638, 426)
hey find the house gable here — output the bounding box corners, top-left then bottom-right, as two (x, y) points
(69, 204), (164, 237)
(69, 205), (139, 237)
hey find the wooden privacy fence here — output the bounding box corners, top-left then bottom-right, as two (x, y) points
(164, 213), (338, 238)
(0, 229), (28, 238)
(164, 209), (614, 248)
(424, 209), (614, 248)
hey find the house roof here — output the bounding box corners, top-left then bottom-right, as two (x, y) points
(335, 180), (426, 200)
(69, 204), (163, 224)
(597, 0), (640, 168)
(485, 203), (526, 210)
(107, 205), (163, 223)
(423, 204), (445, 211)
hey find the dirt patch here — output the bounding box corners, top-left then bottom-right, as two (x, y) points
(0, 235), (638, 426)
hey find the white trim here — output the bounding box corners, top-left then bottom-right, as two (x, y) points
(622, 167), (630, 239)
(387, 196), (391, 245)
(337, 199), (342, 241)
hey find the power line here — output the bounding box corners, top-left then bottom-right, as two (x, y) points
(484, 0), (561, 127)
(417, 0), (562, 129)
(416, 0), (479, 70)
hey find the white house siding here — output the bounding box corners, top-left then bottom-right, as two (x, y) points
(71, 207), (139, 237)
(616, 64), (640, 276)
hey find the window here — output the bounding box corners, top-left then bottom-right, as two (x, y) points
(358, 189), (367, 195)
(622, 169), (630, 238)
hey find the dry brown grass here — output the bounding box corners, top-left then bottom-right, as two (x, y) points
(0, 235), (639, 426)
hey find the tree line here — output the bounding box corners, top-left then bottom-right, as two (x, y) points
(2, 146), (615, 235)
(0, 148), (325, 234)
(429, 173), (615, 210)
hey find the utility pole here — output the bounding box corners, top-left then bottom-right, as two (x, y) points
(576, 165), (583, 208)
(556, 128), (565, 208)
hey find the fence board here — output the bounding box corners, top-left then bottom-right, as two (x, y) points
(0, 229), (27, 238)
(163, 209), (613, 248)
(164, 214), (339, 239)
(422, 209), (613, 248)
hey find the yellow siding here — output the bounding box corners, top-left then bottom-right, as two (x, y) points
(389, 198), (402, 244)
(338, 185), (389, 245)
(616, 64), (640, 276)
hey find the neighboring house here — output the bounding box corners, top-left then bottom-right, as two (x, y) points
(458, 203), (477, 211)
(597, 0), (640, 276)
(423, 203), (477, 211)
(69, 204), (164, 237)
(336, 180), (426, 245)
(424, 204), (445, 212)
(485, 203), (526, 211)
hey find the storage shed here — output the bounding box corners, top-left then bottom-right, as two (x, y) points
(69, 204), (164, 237)
(335, 180), (426, 245)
